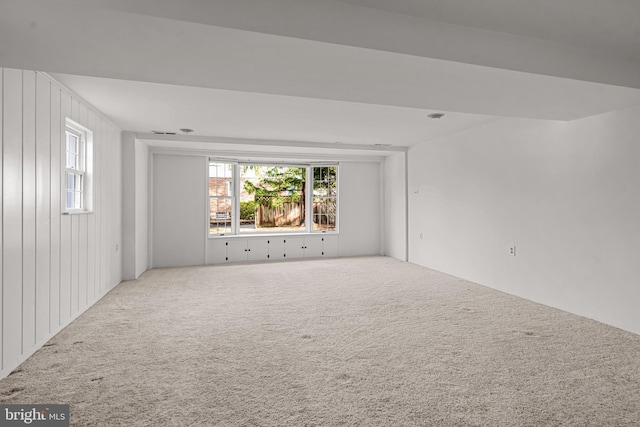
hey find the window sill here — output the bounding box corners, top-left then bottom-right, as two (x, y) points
(209, 231), (338, 239)
(63, 210), (93, 215)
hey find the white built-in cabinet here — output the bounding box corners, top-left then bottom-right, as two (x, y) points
(209, 234), (338, 264)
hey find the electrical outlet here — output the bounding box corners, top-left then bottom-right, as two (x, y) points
(509, 246), (517, 256)
(419, 233), (424, 240)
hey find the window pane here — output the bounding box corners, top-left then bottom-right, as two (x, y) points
(67, 153), (76, 169)
(314, 181), (328, 196)
(311, 166), (337, 232)
(209, 162), (234, 234)
(65, 173), (84, 210)
(66, 191), (74, 209)
(239, 165), (306, 234)
(66, 172), (74, 190)
(313, 197), (336, 231)
(66, 132), (80, 169)
(210, 197), (232, 235)
(75, 191), (83, 209)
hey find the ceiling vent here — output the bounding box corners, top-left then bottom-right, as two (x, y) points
(427, 113), (445, 119)
(151, 130), (177, 135)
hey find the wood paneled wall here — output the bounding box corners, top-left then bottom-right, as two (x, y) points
(1, 69), (123, 378)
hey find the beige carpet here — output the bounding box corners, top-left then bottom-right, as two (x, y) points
(1, 256), (640, 426)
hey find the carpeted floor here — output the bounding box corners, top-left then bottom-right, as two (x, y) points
(1, 256), (640, 426)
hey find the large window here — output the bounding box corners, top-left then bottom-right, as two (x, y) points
(240, 165), (306, 234)
(64, 118), (93, 213)
(208, 162), (338, 236)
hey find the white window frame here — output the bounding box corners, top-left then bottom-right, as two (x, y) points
(208, 161), (237, 236)
(238, 162), (307, 236)
(309, 164), (339, 233)
(207, 160), (339, 237)
(63, 118), (93, 214)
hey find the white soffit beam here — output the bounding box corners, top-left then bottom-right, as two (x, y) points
(11, 0), (640, 89)
(337, 0), (640, 63)
(2, 2), (640, 120)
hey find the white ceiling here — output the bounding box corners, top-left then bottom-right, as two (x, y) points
(51, 74), (499, 147)
(3, 0), (640, 152)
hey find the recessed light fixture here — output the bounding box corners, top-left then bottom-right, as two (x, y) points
(427, 113), (445, 119)
(180, 128), (194, 134)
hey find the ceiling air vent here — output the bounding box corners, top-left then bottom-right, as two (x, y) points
(151, 130), (177, 135)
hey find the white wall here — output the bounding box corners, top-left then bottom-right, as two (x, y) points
(338, 161), (382, 257)
(122, 135), (150, 279)
(134, 141), (149, 277)
(408, 105), (640, 335)
(1, 69), (122, 378)
(152, 155), (382, 267)
(383, 152), (407, 261)
(152, 154), (207, 267)
(122, 132), (136, 279)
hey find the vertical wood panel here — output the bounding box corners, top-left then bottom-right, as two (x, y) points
(49, 85), (61, 331)
(100, 119), (108, 294)
(105, 124), (112, 288)
(77, 103), (88, 309)
(0, 68), (4, 368)
(0, 70), (123, 378)
(35, 73), (51, 342)
(78, 214), (88, 309)
(112, 126), (122, 287)
(71, 214), (79, 315)
(59, 92), (72, 323)
(97, 118), (104, 294)
(2, 68), (23, 367)
(77, 103), (87, 128)
(71, 98), (79, 123)
(69, 99), (81, 313)
(92, 114), (101, 300)
(22, 70), (37, 352)
(102, 126), (113, 292)
(86, 111), (96, 304)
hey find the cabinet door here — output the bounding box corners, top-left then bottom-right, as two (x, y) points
(283, 237), (305, 259)
(247, 238), (269, 261)
(209, 239), (229, 264)
(267, 238), (285, 261)
(226, 240), (249, 262)
(303, 236), (324, 258)
(321, 234), (339, 258)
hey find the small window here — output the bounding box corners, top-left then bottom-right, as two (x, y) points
(312, 166), (338, 232)
(209, 162), (234, 235)
(64, 119), (93, 213)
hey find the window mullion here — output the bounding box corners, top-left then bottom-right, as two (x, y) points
(232, 163), (240, 234)
(305, 167), (312, 233)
